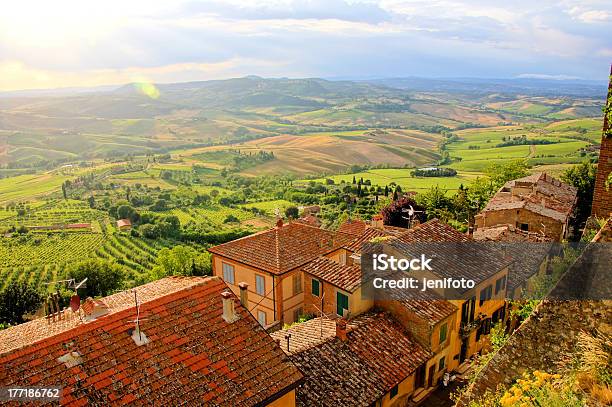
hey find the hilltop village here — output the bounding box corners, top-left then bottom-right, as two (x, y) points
(0, 73), (611, 406)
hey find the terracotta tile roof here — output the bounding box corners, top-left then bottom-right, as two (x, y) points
(116, 219), (131, 228)
(386, 239), (512, 290)
(270, 318), (337, 354)
(0, 277), (211, 355)
(473, 224), (553, 242)
(338, 219), (368, 235)
(379, 289), (457, 326)
(500, 242), (555, 292)
(344, 227), (389, 253)
(208, 222), (354, 275)
(396, 218), (470, 243)
(302, 257), (362, 293)
(283, 313), (432, 406)
(480, 172), (577, 222)
(0, 276), (303, 406)
(338, 219), (409, 238)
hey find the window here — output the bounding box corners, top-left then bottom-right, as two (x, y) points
(292, 273), (303, 295)
(519, 223), (529, 231)
(439, 322), (448, 344)
(495, 275), (507, 295)
(293, 307), (303, 322)
(339, 251), (347, 265)
(479, 285), (492, 306)
(222, 263), (235, 284)
(255, 274), (265, 296)
(389, 384), (398, 399)
(257, 310), (267, 326)
(483, 318), (492, 335)
(492, 306), (506, 324)
(337, 291), (349, 317)
(477, 318), (492, 341)
(311, 278), (320, 297)
(438, 357), (446, 371)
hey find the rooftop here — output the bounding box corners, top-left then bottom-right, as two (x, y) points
(473, 224), (553, 242)
(302, 256), (362, 293)
(279, 313), (432, 406)
(208, 222), (354, 275)
(270, 318), (337, 354)
(396, 218), (470, 243)
(0, 276), (302, 406)
(343, 227), (388, 253)
(480, 172), (577, 222)
(338, 218), (368, 235)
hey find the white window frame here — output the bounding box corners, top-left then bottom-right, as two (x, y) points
(222, 262), (235, 284)
(257, 310), (267, 326)
(255, 274), (265, 296)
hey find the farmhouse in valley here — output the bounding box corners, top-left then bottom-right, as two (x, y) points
(474, 172), (577, 241)
(116, 218), (132, 231)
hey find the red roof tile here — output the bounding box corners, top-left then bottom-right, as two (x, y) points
(116, 219), (131, 228)
(343, 227), (389, 253)
(302, 257), (362, 293)
(338, 219), (368, 235)
(283, 313), (432, 406)
(208, 222), (354, 274)
(396, 218), (470, 243)
(0, 276), (302, 406)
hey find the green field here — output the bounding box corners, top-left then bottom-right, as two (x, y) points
(305, 168), (477, 193)
(444, 122), (596, 172)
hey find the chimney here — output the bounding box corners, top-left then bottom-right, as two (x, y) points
(221, 291), (239, 323)
(371, 215), (384, 229)
(336, 319), (348, 341)
(238, 282), (249, 308)
(276, 218), (284, 228)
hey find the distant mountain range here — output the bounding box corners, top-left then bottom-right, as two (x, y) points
(1, 75), (607, 100)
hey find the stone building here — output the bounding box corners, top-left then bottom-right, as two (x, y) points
(475, 172), (577, 241)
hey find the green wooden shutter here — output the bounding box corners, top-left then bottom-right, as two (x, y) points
(337, 292), (349, 316)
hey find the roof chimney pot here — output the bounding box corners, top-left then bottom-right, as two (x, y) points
(276, 218), (284, 228)
(238, 282), (249, 308)
(336, 319), (348, 341)
(221, 291), (239, 323)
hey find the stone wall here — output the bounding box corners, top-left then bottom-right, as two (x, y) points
(591, 65), (612, 218)
(457, 239), (612, 404)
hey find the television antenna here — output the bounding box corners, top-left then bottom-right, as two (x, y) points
(402, 205), (423, 228)
(127, 290), (149, 343)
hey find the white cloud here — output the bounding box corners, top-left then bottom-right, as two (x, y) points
(0, 0), (610, 90)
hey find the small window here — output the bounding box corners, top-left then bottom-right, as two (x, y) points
(495, 275), (507, 295)
(479, 285), (492, 306)
(293, 273), (303, 295)
(339, 251), (347, 265)
(438, 357), (446, 371)
(222, 263), (235, 284)
(439, 322), (448, 344)
(255, 274), (265, 296)
(390, 384), (398, 399)
(492, 306), (506, 324)
(257, 310), (266, 326)
(312, 278), (320, 297)
(520, 223), (529, 231)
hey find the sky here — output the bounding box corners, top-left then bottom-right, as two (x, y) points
(0, 0), (610, 91)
